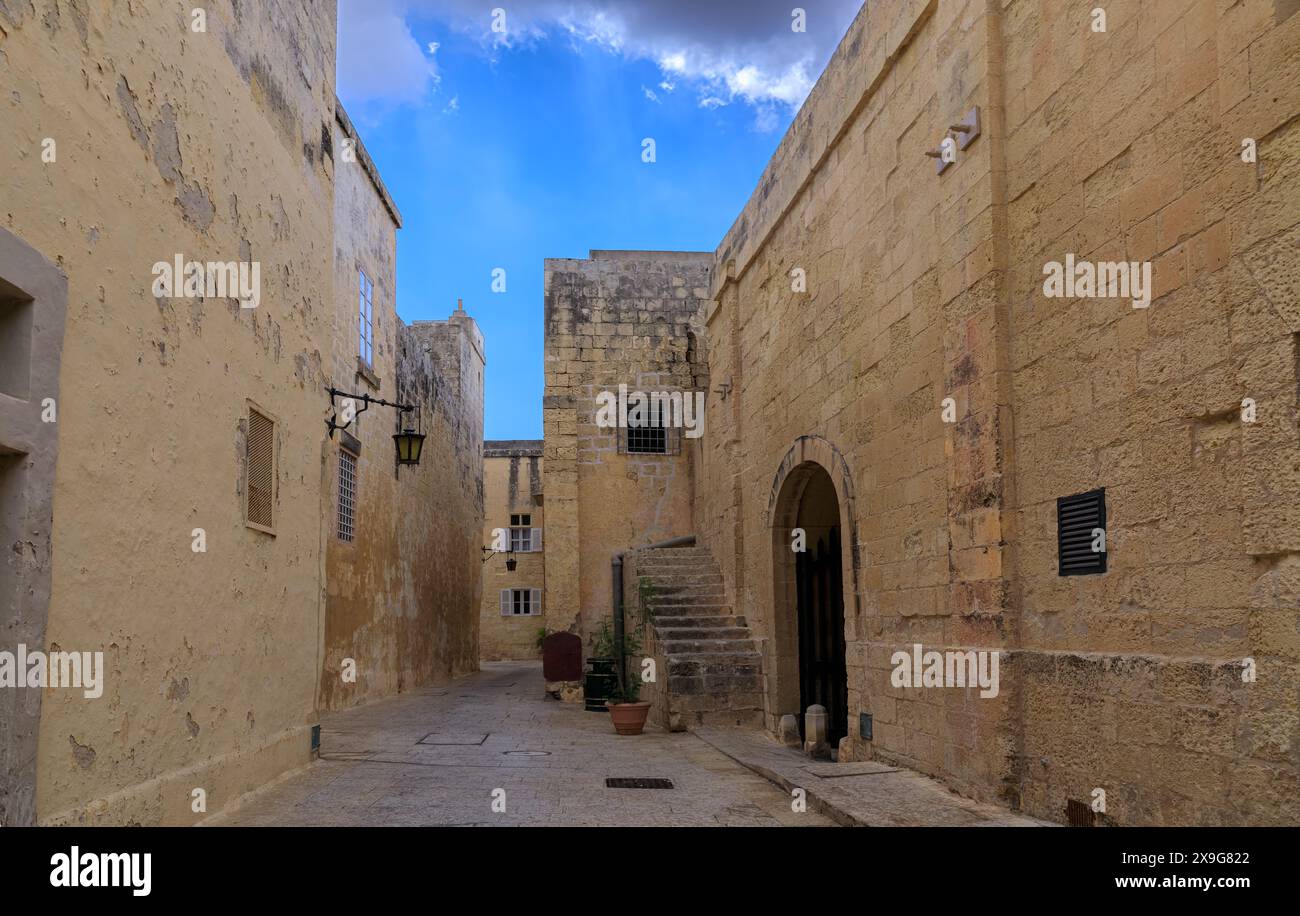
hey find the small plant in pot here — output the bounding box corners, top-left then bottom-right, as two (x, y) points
(587, 620), (618, 677)
(606, 625), (650, 735)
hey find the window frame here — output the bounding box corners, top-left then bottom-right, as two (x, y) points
(358, 268), (374, 367)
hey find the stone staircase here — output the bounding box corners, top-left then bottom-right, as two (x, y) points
(633, 546), (764, 731)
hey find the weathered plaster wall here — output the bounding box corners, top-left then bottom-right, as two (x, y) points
(0, 0), (338, 824)
(695, 0), (1300, 825)
(319, 282), (486, 711)
(542, 251), (711, 655)
(480, 443), (546, 661)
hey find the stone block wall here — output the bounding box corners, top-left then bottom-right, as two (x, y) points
(542, 251), (711, 655)
(693, 0), (1300, 824)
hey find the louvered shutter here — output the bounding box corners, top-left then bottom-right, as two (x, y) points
(1057, 488), (1106, 576)
(531, 528), (542, 552)
(245, 408), (275, 531)
(530, 588), (542, 615)
(500, 589), (512, 616)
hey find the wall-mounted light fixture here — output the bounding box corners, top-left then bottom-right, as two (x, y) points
(325, 386), (426, 468)
(481, 545), (517, 571)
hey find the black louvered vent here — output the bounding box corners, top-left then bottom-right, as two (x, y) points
(1057, 488), (1106, 576)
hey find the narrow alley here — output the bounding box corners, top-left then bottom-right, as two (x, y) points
(207, 663), (834, 827)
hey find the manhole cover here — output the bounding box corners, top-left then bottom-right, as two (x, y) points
(605, 777), (674, 789)
(503, 750), (551, 757)
(418, 733), (488, 746)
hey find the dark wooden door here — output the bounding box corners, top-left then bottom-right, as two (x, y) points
(796, 527), (847, 746)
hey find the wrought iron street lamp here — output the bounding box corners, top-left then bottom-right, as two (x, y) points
(393, 426), (425, 465)
(480, 545), (517, 572)
(325, 386), (426, 468)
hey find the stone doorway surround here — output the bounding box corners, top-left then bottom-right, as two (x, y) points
(764, 436), (864, 757)
(0, 227), (68, 827)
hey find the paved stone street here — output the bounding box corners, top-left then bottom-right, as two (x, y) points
(206, 662), (834, 827)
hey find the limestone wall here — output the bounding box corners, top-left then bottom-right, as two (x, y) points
(480, 444), (546, 661)
(1000, 0), (1300, 825)
(696, 0), (1300, 825)
(542, 251), (711, 655)
(0, 0), (338, 825)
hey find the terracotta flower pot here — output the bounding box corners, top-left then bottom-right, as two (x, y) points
(608, 701), (651, 735)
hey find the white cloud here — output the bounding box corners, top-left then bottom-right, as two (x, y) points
(642, 85), (660, 103)
(337, 0), (440, 108)
(340, 0), (863, 112)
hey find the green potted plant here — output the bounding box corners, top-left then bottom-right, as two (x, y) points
(606, 617), (650, 735)
(588, 620), (618, 676)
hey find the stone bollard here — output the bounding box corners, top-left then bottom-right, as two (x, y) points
(779, 714), (801, 748)
(803, 704), (831, 759)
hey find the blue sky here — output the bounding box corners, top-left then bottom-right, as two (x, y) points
(336, 1), (860, 439)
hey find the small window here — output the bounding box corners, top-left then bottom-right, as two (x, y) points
(500, 588), (542, 616)
(358, 269), (374, 366)
(1057, 488), (1106, 576)
(337, 448), (357, 542)
(245, 406), (275, 533)
(619, 400), (676, 455)
(508, 515), (541, 552)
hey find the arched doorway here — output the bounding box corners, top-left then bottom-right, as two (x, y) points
(793, 469), (847, 745)
(770, 454), (852, 750)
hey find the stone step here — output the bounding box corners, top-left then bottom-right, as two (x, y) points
(661, 638), (757, 655)
(655, 613), (748, 628)
(655, 627), (751, 641)
(638, 556), (717, 567)
(650, 604), (734, 618)
(652, 614), (746, 629)
(667, 655), (762, 678)
(639, 547), (714, 558)
(650, 581), (726, 592)
(641, 576), (725, 590)
(646, 593), (726, 607)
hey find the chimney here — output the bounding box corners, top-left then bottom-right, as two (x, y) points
(453, 298), (467, 317)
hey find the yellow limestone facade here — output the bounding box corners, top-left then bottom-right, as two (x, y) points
(0, 0), (482, 826)
(541, 0), (1300, 826)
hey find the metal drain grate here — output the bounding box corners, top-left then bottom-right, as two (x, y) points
(418, 733), (488, 746)
(605, 777), (674, 789)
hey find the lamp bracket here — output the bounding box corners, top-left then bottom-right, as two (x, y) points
(325, 386), (417, 438)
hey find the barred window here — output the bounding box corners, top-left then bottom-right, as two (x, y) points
(338, 448), (357, 542)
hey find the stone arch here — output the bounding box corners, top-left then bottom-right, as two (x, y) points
(765, 436), (863, 733)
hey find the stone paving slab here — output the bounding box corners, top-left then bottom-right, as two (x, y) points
(204, 661), (836, 828)
(694, 727), (1051, 827)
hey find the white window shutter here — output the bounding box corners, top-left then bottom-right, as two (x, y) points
(500, 589), (511, 616)
(531, 528), (542, 552)
(530, 588), (542, 615)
